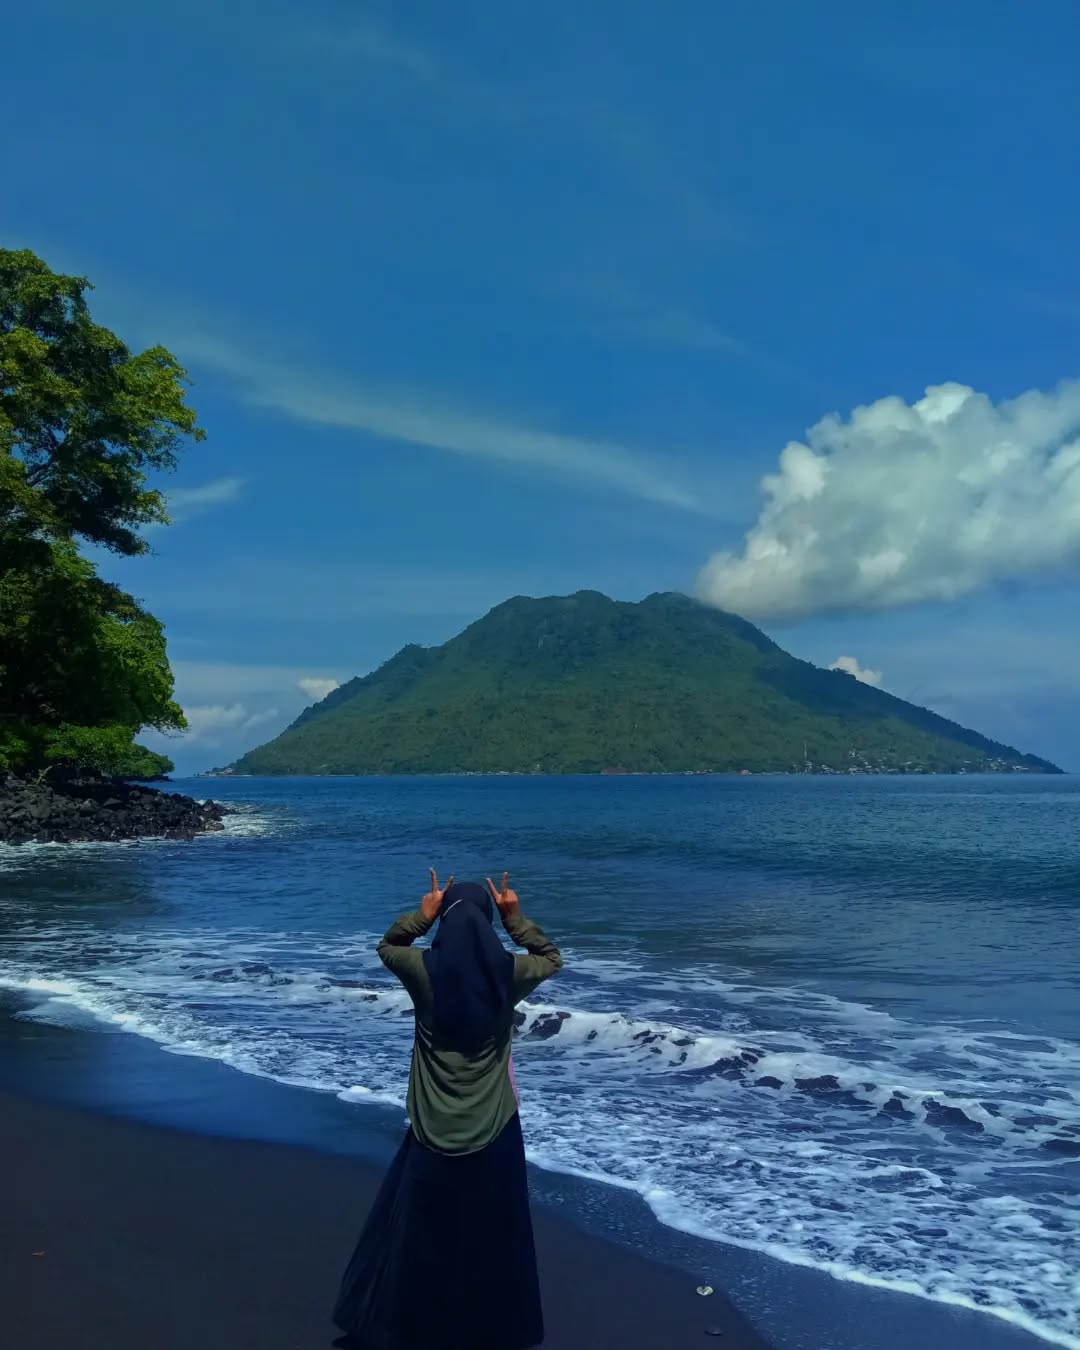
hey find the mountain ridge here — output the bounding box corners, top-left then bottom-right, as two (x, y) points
(226, 591), (1061, 776)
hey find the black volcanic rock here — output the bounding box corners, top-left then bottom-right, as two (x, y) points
(0, 762), (228, 846)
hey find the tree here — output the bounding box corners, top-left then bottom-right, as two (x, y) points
(0, 249), (202, 777)
(1, 247), (204, 556)
(0, 539), (184, 730)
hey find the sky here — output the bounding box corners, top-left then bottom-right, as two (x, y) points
(4, 0), (1080, 773)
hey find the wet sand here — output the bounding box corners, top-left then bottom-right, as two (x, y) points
(0, 1089), (770, 1349)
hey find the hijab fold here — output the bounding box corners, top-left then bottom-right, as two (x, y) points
(422, 882), (514, 1054)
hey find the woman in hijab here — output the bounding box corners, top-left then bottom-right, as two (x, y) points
(333, 869), (563, 1350)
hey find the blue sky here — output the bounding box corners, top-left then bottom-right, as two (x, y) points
(4, 1), (1079, 772)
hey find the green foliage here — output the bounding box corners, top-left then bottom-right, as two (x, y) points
(0, 723), (34, 775)
(0, 722), (174, 779)
(44, 726), (174, 779)
(1, 248), (204, 556)
(0, 538), (184, 731)
(0, 248), (196, 779)
(114, 741), (175, 780)
(230, 592), (1060, 776)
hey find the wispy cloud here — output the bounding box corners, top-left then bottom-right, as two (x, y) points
(557, 273), (815, 390)
(277, 15), (742, 248)
(614, 308), (749, 355)
(621, 310), (817, 392)
(17, 242), (691, 514)
(568, 101), (743, 248)
(166, 476), (246, 520)
(568, 276), (748, 356)
(291, 18), (436, 80)
(170, 703), (280, 747)
(37, 244), (715, 516)
(170, 329), (701, 512)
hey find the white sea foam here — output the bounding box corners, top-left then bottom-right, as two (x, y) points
(0, 806), (275, 871)
(1, 925), (1078, 1347)
(217, 807), (277, 839)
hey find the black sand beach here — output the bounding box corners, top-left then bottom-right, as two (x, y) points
(1, 1089), (771, 1350)
(0, 996), (1061, 1350)
(0, 1004), (1063, 1350)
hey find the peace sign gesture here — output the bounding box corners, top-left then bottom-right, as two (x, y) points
(486, 871), (520, 920)
(421, 867), (455, 921)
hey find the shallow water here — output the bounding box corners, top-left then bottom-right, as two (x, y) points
(1, 775), (1077, 1347)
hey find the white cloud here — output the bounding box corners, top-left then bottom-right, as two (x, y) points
(175, 704), (280, 747)
(170, 661), (322, 701)
(172, 330), (698, 512)
(166, 476), (246, 520)
(143, 663), (343, 763)
(297, 676), (340, 702)
(697, 380), (1080, 620)
(829, 655), (883, 687)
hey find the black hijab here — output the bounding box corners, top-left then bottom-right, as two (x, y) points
(422, 881), (515, 1054)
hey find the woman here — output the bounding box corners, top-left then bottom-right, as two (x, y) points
(333, 869), (563, 1350)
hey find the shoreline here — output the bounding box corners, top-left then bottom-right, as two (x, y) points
(0, 1003), (1060, 1350)
(0, 1087), (770, 1350)
(4, 771), (1076, 1350)
(200, 766), (1067, 779)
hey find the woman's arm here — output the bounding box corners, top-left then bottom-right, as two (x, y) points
(376, 869), (453, 996)
(377, 910), (433, 969)
(487, 874), (563, 1003)
(505, 910), (563, 1002)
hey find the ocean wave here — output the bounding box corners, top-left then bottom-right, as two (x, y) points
(510, 999), (1080, 1155)
(0, 929), (1078, 1347)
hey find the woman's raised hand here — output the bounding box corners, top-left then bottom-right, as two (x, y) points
(422, 867), (455, 921)
(486, 871), (520, 920)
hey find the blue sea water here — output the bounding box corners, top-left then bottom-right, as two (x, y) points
(0, 775), (1077, 1348)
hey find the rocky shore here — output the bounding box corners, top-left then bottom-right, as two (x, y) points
(0, 764), (228, 846)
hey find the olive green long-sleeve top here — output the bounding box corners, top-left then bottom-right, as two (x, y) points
(377, 907), (563, 1155)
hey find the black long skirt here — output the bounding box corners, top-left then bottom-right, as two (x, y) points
(333, 1112), (544, 1350)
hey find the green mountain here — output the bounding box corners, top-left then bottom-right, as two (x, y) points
(227, 592), (1060, 776)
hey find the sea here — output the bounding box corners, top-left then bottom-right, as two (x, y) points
(0, 774), (1077, 1349)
